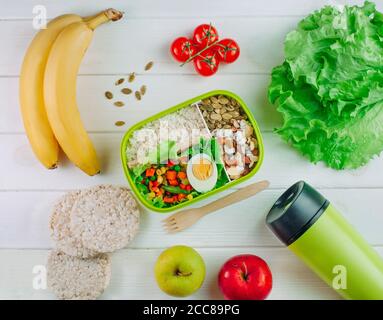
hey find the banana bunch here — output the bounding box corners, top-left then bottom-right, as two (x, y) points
(19, 9), (123, 175)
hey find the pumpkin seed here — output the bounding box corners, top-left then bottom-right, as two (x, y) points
(140, 85), (147, 95)
(210, 113), (222, 121)
(222, 113), (233, 120)
(121, 88), (132, 95)
(115, 121), (125, 127)
(219, 97), (229, 104)
(114, 101), (125, 107)
(115, 78), (124, 86)
(105, 91), (113, 100)
(212, 103), (222, 109)
(144, 61), (154, 71)
(128, 73), (136, 83)
(135, 91), (142, 101)
(211, 96), (219, 104)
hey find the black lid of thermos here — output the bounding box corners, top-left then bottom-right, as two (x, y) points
(266, 181), (330, 246)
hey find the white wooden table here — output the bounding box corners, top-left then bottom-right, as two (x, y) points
(1, 0), (382, 300)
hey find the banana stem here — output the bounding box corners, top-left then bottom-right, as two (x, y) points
(82, 13), (99, 23)
(86, 8), (123, 30)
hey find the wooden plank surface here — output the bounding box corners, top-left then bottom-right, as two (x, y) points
(0, 74), (279, 133)
(0, 247), (351, 300)
(0, 188), (382, 249)
(0, 17), (295, 75)
(0, 0), (380, 19)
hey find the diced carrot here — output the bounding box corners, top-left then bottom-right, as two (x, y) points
(163, 196), (175, 203)
(179, 184), (186, 190)
(166, 170), (177, 180)
(146, 168), (156, 177)
(148, 181), (153, 190)
(178, 194), (186, 201)
(168, 179), (179, 186)
(177, 171), (186, 179)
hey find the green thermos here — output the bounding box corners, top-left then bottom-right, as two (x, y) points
(266, 181), (383, 300)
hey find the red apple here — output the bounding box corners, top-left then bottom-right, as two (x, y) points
(218, 254), (272, 300)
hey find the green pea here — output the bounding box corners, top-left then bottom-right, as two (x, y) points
(174, 165), (181, 172)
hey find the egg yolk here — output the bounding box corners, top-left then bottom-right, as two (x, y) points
(192, 158), (212, 180)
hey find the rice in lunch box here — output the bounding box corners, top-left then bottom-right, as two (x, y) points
(126, 106), (209, 168)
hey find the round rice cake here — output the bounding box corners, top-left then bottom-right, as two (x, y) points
(49, 191), (99, 258)
(47, 250), (111, 300)
(70, 185), (140, 253)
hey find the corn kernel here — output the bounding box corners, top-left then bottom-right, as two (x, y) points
(148, 192), (155, 199)
(156, 169), (162, 176)
(187, 194), (193, 201)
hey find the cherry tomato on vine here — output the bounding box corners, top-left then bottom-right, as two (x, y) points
(193, 49), (220, 76)
(214, 38), (240, 63)
(170, 37), (198, 62)
(193, 24), (219, 48)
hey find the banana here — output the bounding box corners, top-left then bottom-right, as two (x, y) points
(19, 14), (85, 169)
(44, 9), (123, 176)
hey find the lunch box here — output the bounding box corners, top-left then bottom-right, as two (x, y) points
(121, 90), (264, 213)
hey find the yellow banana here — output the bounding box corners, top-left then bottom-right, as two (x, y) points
(19, 14), (85, 169)
(44, 9), (123, 176)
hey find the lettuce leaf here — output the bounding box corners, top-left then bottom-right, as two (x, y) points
(131, 163), (150, 182)
(268, 1), (383, 169)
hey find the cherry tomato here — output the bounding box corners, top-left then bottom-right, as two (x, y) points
(170, 37), (198, 62)
(193, 49), (220, 76)
(193, 24), (219, 48)
(214, 38), (240, 63)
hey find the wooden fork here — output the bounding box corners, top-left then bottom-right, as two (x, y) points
(162, 180), (270, 233)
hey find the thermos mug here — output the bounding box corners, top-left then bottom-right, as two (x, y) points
(266, 181), (383, 299)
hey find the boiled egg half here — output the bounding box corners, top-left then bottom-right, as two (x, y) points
(187, 153), (218, 193)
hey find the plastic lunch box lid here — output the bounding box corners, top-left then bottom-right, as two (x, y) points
(266, 181), (330, 246)
(120, 90), (264, 213)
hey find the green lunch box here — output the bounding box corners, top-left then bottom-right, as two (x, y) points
(121, 90), (264, 213)
(266, 181), (383, 300)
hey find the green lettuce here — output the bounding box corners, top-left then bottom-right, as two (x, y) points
(268, 1), (383, 169)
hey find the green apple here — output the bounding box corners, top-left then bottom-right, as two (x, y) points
(154, 245), (206, 297)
